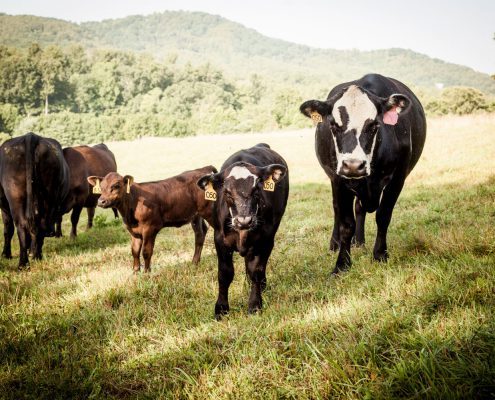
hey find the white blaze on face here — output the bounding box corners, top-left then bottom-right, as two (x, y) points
(227, 166), (257, 187)
(331, 85), (379, 176)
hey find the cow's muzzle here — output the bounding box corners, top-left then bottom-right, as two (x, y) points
(233, 215), (254, 230)
(339, 159), (368, 179)
(98, 198), (111, 208)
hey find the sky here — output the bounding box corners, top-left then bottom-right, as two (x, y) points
(1, 0), (494, 74)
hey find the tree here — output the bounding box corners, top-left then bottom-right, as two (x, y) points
(36, 45), (68, 115)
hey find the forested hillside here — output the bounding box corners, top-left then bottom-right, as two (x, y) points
(0, 11), (493, 144)
(1, 12), (494, 94)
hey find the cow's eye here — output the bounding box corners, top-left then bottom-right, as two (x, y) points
(224, 191), (233, 203)
(112, 184), (121, 191)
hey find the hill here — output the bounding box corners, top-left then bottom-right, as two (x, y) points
(1, 12), (494, 94)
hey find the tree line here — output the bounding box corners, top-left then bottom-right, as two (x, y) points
(0, 44), (493, 146)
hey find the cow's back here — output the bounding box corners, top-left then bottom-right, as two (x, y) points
(139, 165), (216, 226)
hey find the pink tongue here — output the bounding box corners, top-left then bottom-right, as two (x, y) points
(383, 109), (399, 125)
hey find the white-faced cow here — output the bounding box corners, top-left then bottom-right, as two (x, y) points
(197, 143), (289, 319)
(300, 74), (426, 273)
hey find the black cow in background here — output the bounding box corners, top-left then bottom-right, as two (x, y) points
(300, 73), (426, 274)
(198, 143), (289, 319)
(0, 132), (70, 269)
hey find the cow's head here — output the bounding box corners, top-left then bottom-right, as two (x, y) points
(87, 172), (134, 208)
(197, 162), (287, 231)
(300, 85), (411, 179)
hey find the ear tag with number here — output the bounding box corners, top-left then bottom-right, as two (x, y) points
(310, 111), (323, 125)
(93, 179), (101, 194)
(205, 182), (217, 201)
(263, 175), (275, 192)
(126, 180), (131, 194)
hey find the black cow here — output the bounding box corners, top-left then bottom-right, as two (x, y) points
(300, 74), (426, 273)
(0, 132), (70, 269)
(197, 143), (289, 319)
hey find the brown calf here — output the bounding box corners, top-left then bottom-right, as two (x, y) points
(88, 166), (216, 272)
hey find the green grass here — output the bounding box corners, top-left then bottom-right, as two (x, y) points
(0, 114), (495, 398)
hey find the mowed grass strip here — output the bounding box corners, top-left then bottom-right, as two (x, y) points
(0, 114), (494, 399)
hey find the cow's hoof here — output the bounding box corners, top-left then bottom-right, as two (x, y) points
(352, 237), (365, 247)
(2, 252), (12, 259)
(214, 303), (229, 320)
(373, 250), (388, 262)
(248, 305), (262, 315)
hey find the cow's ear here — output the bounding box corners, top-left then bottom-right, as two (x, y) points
(123, 175), (134, 193)
(381, 94), (411, 126)
(197, 172), (223, 191)
(299, 100), (332, 120)
(259, 164), (287, 183)
(87, 176), (103, 186)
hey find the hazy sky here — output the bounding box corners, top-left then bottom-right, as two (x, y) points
(1, 0), (494, 74)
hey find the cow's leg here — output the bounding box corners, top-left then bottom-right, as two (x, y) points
(70, 206), (83, 239)
(131, 236), (142, 273)
(353, 198), (366, 247)
(55, 214), (63, 238)
(32, 231), (45, 260)
(17, 224), (30, 269)
(142, 230), (157, 273)
(330, 180), (340, 251)
(86, 207), (95, 230)
(245, 241), (273, 314)
(1, 209), (14, 259)
(373, 175), (406, 262)
(112, 207), (119, 219)
(214, 233), (234, 320)
(191, 216), (208, 264)
(334, 186), (356, 274)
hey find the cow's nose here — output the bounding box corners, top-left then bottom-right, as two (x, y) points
(340, 159), (367, 178)
(98, 198), (107, 208)
(236, 215), (252, 229)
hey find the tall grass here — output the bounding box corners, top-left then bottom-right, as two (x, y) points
(0, 114), (494, 399)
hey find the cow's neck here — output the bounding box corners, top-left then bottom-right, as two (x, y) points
(117, 186), (139, 227)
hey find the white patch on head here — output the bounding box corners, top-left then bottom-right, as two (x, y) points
(331, 134), (377, 177)
(332, 85), (377, 132)
(331, 85), (379, 176)
(227, 166), (257, 187)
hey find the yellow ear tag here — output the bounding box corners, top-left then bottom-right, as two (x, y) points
(205, 182), (217, 201)
(126, 180), (131, 194)
(93, 179), (101, 194)
(263, 175), (275, 192)
(310, 111), (323, 125)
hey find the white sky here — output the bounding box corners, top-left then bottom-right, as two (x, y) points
(1, 0), (494, 74)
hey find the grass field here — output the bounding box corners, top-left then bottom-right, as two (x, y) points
(0, 114), (494, 399)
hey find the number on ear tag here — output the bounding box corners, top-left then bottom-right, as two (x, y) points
(93, 179), (101, 194)
(263, 175), (275, 192)
(205, 182), (217, 201)
(310, 111), (323, 125)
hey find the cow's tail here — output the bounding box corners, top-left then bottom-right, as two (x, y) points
(25, 132), (39, 234)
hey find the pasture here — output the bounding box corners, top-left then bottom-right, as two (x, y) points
(0, 114), (494, 399)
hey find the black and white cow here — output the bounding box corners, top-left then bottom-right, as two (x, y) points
(300, 73), (426, 273)
(197, 143), (289, 319)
